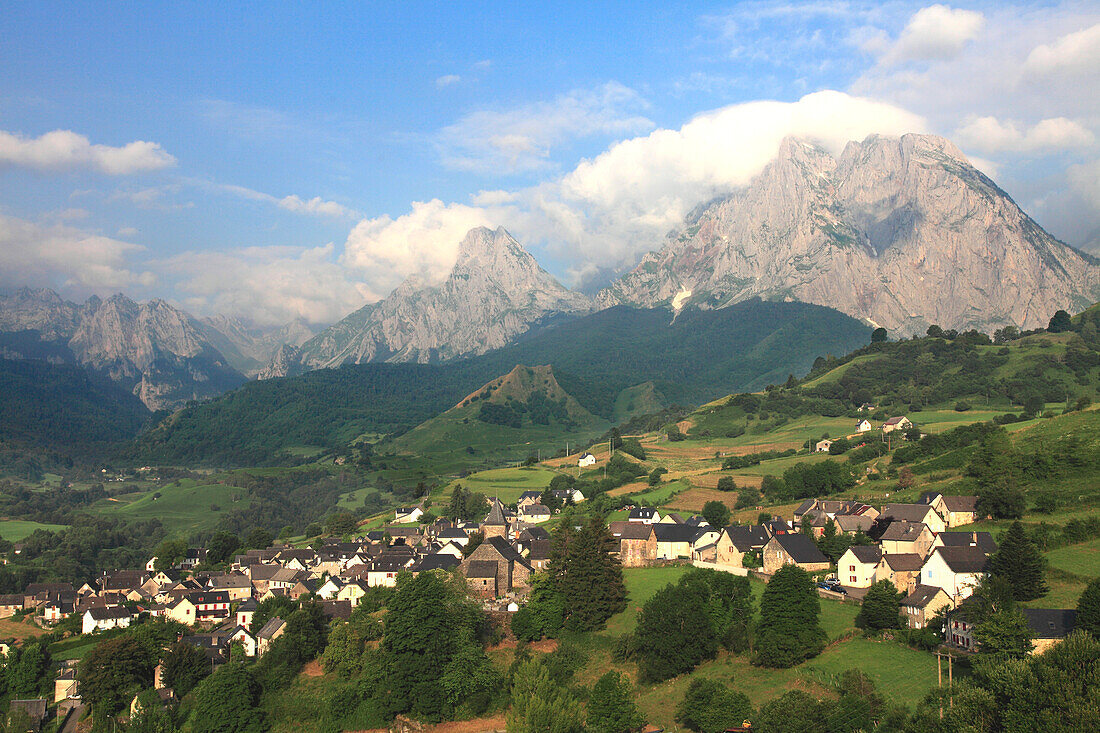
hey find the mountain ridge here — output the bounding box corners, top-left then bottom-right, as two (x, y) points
(598, 133), (1100, 334)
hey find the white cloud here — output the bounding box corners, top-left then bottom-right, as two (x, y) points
(0, 129), (176, 175)
(341, 199), (494, 294)
(206, 181), (357, 219)
(955, 116), (1095, 153)
(880, 5), (985, 65)
(1025, 22), (1100, 76)
(437, 82), (654, 174)
(117, 226), (139, 237)
(435, 74), (462, 88)
(0, 214), (155, 292)
(501, 91), (927, 272)
(164, 244), (372, 326)
(359, 91), (926, 291)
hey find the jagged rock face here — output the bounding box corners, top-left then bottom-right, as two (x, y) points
(281, 226), (593, 373)
(600, 134), (1100, 334)
(0, 289), (244, 410)
(198, 315), (316, 376)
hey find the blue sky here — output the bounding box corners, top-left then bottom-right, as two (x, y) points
(2, 2), (1099, 325)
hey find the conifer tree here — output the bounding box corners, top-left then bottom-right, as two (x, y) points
(754, 565), (826, 668)
(990, 521), (1048, 601)
(588, 671), (645, 733)
(549, 516), (626, 631)
(1076, 577), (1100, 636)
(856, 580), (902, 631)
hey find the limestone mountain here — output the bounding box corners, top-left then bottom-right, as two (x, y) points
(198, 314), (316, 376)
(0, 288), (244, 411)
(271, 226), (593, 375)
(600, 134), (1100, 334)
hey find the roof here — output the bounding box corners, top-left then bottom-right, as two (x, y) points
(485, 536), (532, 569)
(881, 553), (924, 571)
(724, 525), (770, 551)
(835, 515), (874, 533)
(794, 499), (817, 515)
(237, 598), (258, 611)
(941, 496), (979, 512)
(416, 554), (461, 572)
(0, 594), (23, 606)
(518, 490), (542, 500)
(880, 521), (930, 542)
(653, 523), (701, 543)
(439, 528), (468, 539)
(87, 606), (132, 620)
(628, 507), (658, 520)
(321, 600), (353, 620)
(935, 546), (990, 574)
(522, 504), (551, 516)
(520, 526), (550, 541)
(884, 416), (909, 425)
(256, 616), (285, 639)
(612, 522), (655, 541)
(880, 504), (937, 523)
(8, 699), (46, 723)
(484, 497), (508, 526)
(772, 533), (828, 564)
(1022, 608), (1076, 639)
(902, 584), (949, 609)
(936, 531), (997, 554)
(847, 545), (882, 564)
(395, 506), (420, 515)
(466, 560), (498, 578)
(185, 591), (230, 605)
(210, 573), (252, 588)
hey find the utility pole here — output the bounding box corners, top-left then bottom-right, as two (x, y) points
(937, 652), (943, 719)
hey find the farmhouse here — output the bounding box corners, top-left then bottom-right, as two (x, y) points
(901, 585), (952, 629)
(628, 507), (661, 525)
(762, 533), (829, 574)
(460, 536), (533, 598)
(881, 416), (913, 434)
(874, 553), (924, 594)
(1023, 609), (1077, 654)
(653, 523), (699, 560)
(878, 521), (935, 557)
(82, 606), (133, 634)
(837, 545), (881, 588)
(714, 525), (770, 567)
(855, 419), (873, 433)
(609, 522), (657, 567)
(394, 506), (423, 524)
(919, 493), (980, 528)
(815, 439), (834, 453)
(878, 503), (946, 534)
(578, 453), (597, 467)
(920, 547), (989, 603)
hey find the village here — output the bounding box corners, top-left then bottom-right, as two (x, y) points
(0, 428), (1082, 732)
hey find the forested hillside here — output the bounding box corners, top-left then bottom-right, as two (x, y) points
(133, 300), (870, 466)
(0, 357), (150, 476)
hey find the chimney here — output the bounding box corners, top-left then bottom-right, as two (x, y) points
(971, 531), (978, 546)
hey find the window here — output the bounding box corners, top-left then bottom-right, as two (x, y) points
(849, 565), (855, 572)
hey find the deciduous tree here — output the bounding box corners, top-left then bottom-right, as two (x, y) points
(588, 671), (645, 733)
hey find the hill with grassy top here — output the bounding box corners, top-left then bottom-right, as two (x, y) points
(131, 300), (871, 466)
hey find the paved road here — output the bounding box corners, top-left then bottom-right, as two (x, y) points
(58, 702), (85, 733)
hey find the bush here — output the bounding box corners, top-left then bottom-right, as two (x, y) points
(954, 401), (972, 412)
(716, 476), (736, 492)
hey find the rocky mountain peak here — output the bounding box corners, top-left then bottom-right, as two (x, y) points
(268, 226), (592, 374)
(602, 132), (1100, 333)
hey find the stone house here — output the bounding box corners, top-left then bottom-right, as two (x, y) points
(609, 522), (656, 567)
(878, 504), (946, 534)
(460, 537), (532, 598)
(901, 585), (952, 630)
(874, 553), (924, 594)
(762, 533), (829, 574)
(879, 521), (935, 557)
(714, 525), (769, 567)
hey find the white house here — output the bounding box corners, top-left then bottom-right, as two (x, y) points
(394, 507), (423, 524)
(82, 606), (133, 634)
(315, 577), (343, 599)
(881, 416), (913, 434)
(815, 439), (834, 453)
(578, 453), (597, 468)
(628, 507), (661, 525)
(919, 547), (989, 603)
(837, 546), (882, 588)
(855, 419), (873, 433)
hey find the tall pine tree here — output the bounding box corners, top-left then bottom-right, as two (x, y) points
(753, 565), (826, 668)
(990, 521), (1048, 601)
(1077, 577), (1100, 636)
(549, 515), (626, 631)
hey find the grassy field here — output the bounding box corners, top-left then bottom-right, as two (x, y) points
(89, 478), (249, 536)
(0, 616), (47, 641)
(0, 519), (68, 541)
(1045, 537), (1100, 579)
(436, 466), (559, 505)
